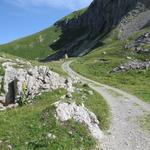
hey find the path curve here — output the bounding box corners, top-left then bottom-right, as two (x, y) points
(62, 61), (150, 150)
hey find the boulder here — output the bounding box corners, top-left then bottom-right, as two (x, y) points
(2, 65), (73, 106)
(54, 101), (103, 141)
(111, 60), (150, 73)
(125, 32), (150, 54)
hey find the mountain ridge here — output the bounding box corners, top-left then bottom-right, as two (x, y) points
(44, 0), (147, 61)
(0, 0), (149, 61)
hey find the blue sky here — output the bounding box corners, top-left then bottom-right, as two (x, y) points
(0, 0), (92, 44)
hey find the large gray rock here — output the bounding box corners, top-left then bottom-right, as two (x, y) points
(125, 32), (150, 54)
(54, 101), (103, 141)
(3, 65), (73, 105)
(112, 60), (150, 73)
(118, 1), (150, 39)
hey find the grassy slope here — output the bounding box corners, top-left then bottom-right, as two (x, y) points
(0, 84), (109, 149)
(72, 27), (150, 102)
(0, 26), (61, 60)
(0, 8), (87, 61)
(0, 8), (110, 149)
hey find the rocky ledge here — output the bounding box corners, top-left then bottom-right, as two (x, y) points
(0, 58), (75, 110)
(43, 0), (150, 61)
(125, 32), (150, 54)
(111, 60), (150, 73)
(54, 101), (103, 141)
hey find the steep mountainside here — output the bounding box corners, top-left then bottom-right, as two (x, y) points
(0, 0), (149, 61)
(44, 0), (150, 61)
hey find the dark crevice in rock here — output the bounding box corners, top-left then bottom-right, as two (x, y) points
(5, 81), (15, 105)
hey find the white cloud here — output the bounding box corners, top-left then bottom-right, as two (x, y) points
(5, 0), (93, 10)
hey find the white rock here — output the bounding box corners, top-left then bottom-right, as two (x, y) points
(3, 64), (72, 105)
(0, 103), (6, 111)
(55, 101), (103, 141)
(88, 90), (94, 95)
(47, 133), (56, 139)
(7, 145), (12, 149)
(6, 103), (19, 109)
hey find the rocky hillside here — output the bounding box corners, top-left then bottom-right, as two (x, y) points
(0, 0), (149, 149)
(0, 54), (109, 150)
(44, 0), (150, 61)
(0, 0), (149, 61)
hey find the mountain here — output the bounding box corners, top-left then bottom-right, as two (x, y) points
(0, 0), (149, 61)
(44, 0), (150, 61)
(0, 0), (150, 149)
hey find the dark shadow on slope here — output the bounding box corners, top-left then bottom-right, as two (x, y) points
(50, 27), (88, 51)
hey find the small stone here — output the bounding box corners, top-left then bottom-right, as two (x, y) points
(47, 133), (52, 138)
(7, 145), (12, 149)
(47, 133), (56, 139)
(88, 90), (94, 95)
(127, 56), (132, 60)
(0, 103), (6, 111)
(60, 95), (66, 100)
(66, 92), (73, 99)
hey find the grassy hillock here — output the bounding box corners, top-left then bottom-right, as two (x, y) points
(71, 27), (150, 103)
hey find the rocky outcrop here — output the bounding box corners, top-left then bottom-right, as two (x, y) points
(111, 60), (150, 73)
(54, 101), (103, 141)
(125, 32), (150, 54)
(119, 10), (150, 39)
(0, 58), (75, 109)
(43, 0), (146, 61)
(3, 66), (73, 105)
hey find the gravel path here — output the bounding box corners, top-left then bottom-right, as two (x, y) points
(62, 61), (150, 150)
